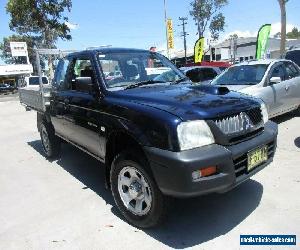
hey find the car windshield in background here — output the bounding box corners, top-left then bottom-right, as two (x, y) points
(29, 76), (48, 85)
(98, 51), (186, 90)
(211, 64), (268, 85)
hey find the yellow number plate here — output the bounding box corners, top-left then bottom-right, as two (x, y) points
(247, 146), (268, 171)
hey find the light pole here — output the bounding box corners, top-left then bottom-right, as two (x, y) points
(178, 17), (188, 64)
(163, 0), (170, 58)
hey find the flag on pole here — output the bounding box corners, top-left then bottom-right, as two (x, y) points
(194, 37), (205, 63)
(255, 24), (271, 59)
(166, 19), (174, 49)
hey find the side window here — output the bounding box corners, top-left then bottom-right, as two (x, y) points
(99, 59), (122, 82)
(284, 62), (299, 79)
(65, 58), (96, 92)
(270, 64), (286, 82)
(54, 59), (70, 90)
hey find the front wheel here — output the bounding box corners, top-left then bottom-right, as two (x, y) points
(110, 151), (168, 228)
(295, 105), (300, 115)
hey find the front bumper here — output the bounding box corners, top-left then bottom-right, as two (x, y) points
(144, 121), (278, 198)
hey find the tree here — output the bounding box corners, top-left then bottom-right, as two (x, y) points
(287, 27), (300, 39)
(229, 33), (238, 39)
(5, 0), (72, 76)
(278, 0), (288, 55)
(6, 0), (72, 42)
(190, 0), (228, 41)
(224, 33), (238, 42)
(273, 32), (281, 38)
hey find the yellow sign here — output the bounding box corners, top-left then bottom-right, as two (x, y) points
(194, 37), (205, 63)
(167, 18), (174, 49)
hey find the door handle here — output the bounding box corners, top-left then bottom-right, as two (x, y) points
(285, 86), (290, 91)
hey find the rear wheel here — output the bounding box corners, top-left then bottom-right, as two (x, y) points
(40, 122), (61, 159)
(110, 151), (168, 228)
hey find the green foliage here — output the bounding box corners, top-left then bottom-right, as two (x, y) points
(287, 27), (300, 39)
(190, 0), (228, 40)
(3, 0), (72, 75)
(209, 13), (225, 40)
(6, 0), (72, 45)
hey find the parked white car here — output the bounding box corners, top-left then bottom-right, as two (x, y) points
(211, 59), (300, 118)
(19, 76), (49, 89)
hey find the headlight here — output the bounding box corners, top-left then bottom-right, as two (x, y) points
(177, 120), (215, 151)
(260, 101), (269, 124)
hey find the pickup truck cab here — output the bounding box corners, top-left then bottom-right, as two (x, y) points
(32, 48), (278, 228)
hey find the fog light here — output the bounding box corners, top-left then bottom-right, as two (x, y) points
(192, 166), (217, 181)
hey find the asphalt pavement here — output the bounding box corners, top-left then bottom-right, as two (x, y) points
(0, 98), (299, 250)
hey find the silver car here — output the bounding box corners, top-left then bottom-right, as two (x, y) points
(211, 59), (300, 118)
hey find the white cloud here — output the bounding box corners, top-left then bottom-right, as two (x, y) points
(220, 22), (298, 42)
(222, 30), (256, 40)
(269, 22), (295, 36)
(65, 21), (79, 30)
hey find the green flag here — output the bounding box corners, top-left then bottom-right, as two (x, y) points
(255, 24), (271, 59)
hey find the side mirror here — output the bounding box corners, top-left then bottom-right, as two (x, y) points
(75, 77), (94, 93)
(269, 76), (281, 85)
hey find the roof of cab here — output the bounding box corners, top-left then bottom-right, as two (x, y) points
(67, 47), (151, 58)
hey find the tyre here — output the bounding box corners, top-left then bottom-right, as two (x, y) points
(295, 105), (300, 115)
(110, 151), (168, 228)
(40, 121), (61, 159)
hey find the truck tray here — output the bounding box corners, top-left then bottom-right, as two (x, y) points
(19, 86), (51, 112)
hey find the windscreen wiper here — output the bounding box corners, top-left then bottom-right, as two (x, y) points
(124, 80), (166, 90)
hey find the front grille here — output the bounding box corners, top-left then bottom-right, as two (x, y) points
(214, 113), (245, 134)
(245, 107), (263, 125)
(233, 141), (275, 178)
(214, 107), (263, 135)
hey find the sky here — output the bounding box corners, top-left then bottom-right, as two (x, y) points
(0, 0), (300, 62)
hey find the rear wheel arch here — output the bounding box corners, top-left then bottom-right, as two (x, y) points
(37, 112), (52, 132)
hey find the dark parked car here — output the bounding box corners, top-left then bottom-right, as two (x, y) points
(180, 66), (221, 83)
(20, 48), (278, 228)
(285, 47), (300, 67)
(0, 83), (14, 93)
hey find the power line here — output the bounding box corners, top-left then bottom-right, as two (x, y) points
(178, 17), (189, 64)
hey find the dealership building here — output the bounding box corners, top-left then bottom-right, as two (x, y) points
(0, 42), (33, 87)
(208, 37), (300, 62)
(170, 37), (300, 66)
(0, 64), (33, 86)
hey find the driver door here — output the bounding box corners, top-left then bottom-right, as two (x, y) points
(267, 63), (289, 117)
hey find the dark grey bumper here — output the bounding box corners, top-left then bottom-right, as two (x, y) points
(144, 121), (278, 198)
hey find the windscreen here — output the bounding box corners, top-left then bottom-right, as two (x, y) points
(211, 64), (268, 85)
(98, 51), (186, 90)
